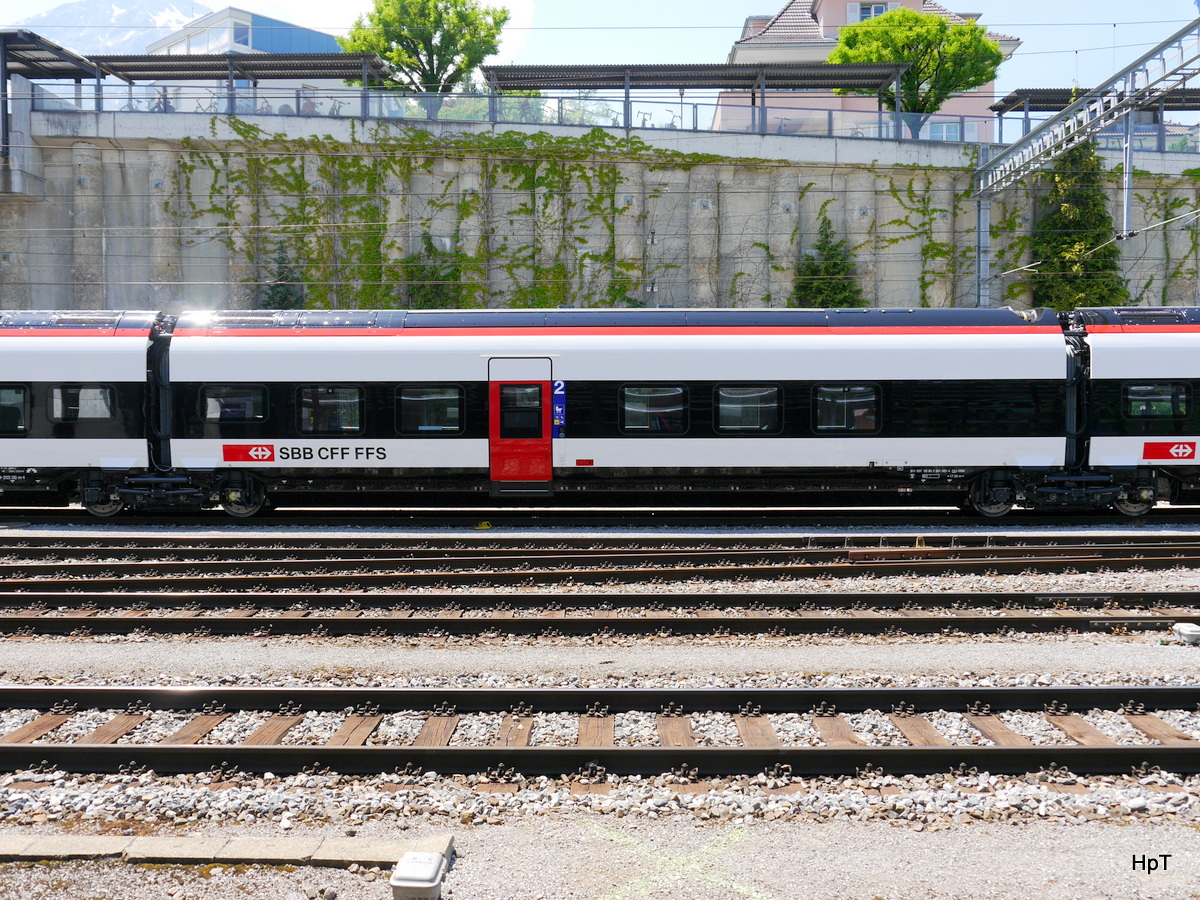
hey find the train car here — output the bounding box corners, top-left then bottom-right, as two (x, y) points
(157, 306), (1071, 516)
(13, 304), (1192, 519)
(1072, 306), (1200, 514)
(0, 310), (159, 514)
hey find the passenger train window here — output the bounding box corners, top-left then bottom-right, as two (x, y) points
(499, 385), (543, 439)
(620, 386), (688, 434)
(298, 385), (363, 434)
(813, 385), (879, 433)
(49, 385), (115, 422)
(202, 385), (267, 422)
(398, 385), (464, 434)
(0, 386), (27, 434)
(715, 385), (780, 433)
(1123, 382), (1191, 419)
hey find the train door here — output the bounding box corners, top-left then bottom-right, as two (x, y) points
(488, 357), (553, 495)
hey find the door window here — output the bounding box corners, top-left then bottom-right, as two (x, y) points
(499, 384), (542, 438)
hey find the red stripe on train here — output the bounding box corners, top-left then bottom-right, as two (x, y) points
(170, 326), (1065, 338)
(1087, 325), (1200, 333)
(0, 328), (152, 337)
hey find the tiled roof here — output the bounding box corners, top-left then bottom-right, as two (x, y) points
(737, 0), (830, 45)
(737, 0), (1017, 46)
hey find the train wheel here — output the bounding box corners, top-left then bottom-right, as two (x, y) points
(84, 498), (126, 518)
(1112, 497), (1154, 517)
(220, 483), (265, 518)
(968, 479), (1014, 518)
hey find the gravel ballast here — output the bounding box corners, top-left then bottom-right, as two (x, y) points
(3, 521), (1200, 898)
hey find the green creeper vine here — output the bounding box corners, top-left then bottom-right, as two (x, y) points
(171, 122), (787, 309)
(163, 118), (1185, 312)
(1132, 181), (1200, 306)
(875, 174), (974, 308)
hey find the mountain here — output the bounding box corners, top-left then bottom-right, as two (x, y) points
(11, 0), (213, 56)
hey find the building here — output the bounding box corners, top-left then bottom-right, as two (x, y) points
(719, 0), (1020, 141)
(145, 7), (340, 56)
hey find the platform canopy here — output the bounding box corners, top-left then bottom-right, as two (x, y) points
(991, 87), (1200, 114)
(86, 52), (391, 84)
(481, 62), (909, 94)
(0, 29), (128, 81)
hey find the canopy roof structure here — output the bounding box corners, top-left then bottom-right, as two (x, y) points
(991, 87), (1200, 115)
(481, 62), (909, 94)
(86, 52), (390, 84)
(0, 29), (389, 86)
(0, 29), (128, 82)
(480, 62), (911, 136)
(0, 31), (391, 158)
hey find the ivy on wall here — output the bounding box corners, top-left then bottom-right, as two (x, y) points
(165, 119), (1194, 311)
(172, 122), (779, 309)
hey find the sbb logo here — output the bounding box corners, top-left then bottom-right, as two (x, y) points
(222, 444), (275, 462)
(1143, 441), (1196, 461)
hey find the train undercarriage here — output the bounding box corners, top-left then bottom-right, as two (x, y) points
(7, 464), (1183, 519)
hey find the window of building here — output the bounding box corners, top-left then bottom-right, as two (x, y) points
(620, 386), (688, 434)
(202, 385), (267, 422)
(715, 385), (781, 433)
(1123, 382), (1192, 419)
(233, 22), (251, 46)
(859, 2), (890, 20)
(499, 385), (543, 439)
(298, 385), (363, 434)
(0, 386), (27, 434)
(398, 385), (464, 434)
(50, 385), (115, 422)
(814, 384), (879, 433)
(928, 122), (962, 142)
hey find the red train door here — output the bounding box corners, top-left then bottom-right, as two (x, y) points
(488, 358), (553, 494)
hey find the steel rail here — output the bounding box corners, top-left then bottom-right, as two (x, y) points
(2, 588), (1193, 636)
(0, 552), (1197, 590)
(2, 745), (1195, 777)
(1, 612), (1187, 636)
(1, 686), (1198, 776)
(2, 534), (1200, 553)
(3, 543), (1198, 580)
(0, 589), (1189, 610)
(4, 685), (1195, 712)
(4, 506), (1200, 529)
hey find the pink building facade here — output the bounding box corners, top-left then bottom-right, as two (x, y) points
(717, 0), (1020, 142)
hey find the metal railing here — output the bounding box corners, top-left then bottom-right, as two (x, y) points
(29, 83), (1003, 143)
(29, 83), (1200, 150)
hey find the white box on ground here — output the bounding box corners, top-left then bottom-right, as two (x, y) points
(390, 851), (448, 900)
(1173, 622), (1200, 644)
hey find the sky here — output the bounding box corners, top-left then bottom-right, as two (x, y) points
(6, 0), (1200, 104)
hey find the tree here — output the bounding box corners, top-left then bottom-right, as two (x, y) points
(338, 0), (509, 113)
(1028, 141), (1129, 311)
(260, 241), (305, 309)
(790, 214), (865, 308)
(401, 234), (465, 308)
(827, 8), (1002, 139)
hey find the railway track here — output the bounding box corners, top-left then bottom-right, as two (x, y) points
(1, 591), (1195, 637)
(0, 536), (1199, 590)
(4, 505), (1200, 529)
(2, 532), (1200, 552)
(1, 686), (1197, 777)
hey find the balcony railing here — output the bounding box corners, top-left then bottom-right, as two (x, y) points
(29, 83), (1200, 151)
